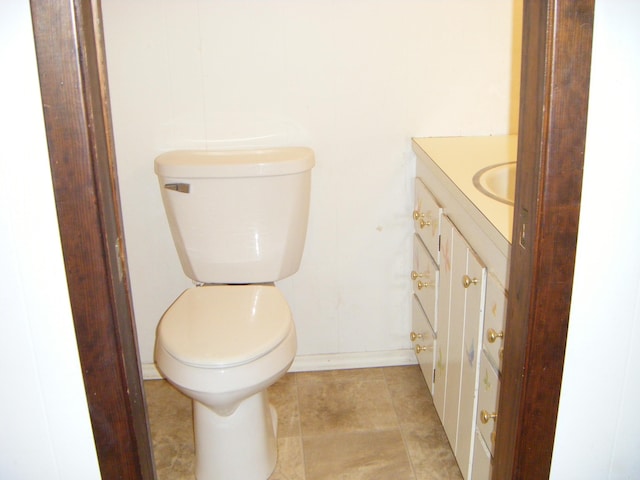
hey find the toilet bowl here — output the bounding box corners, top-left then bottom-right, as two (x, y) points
(155, 285), (296, 479)
(153, 147), (314, 480)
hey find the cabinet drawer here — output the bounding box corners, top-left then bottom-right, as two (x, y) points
(477, 352), (500, 455)
(414, 178), (442, 261)
(483, 274), (507, 372)
(411, 295), (436, 395)
(412, 235), (438, 332)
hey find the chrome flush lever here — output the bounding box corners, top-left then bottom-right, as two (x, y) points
(164, 183), (190, 193)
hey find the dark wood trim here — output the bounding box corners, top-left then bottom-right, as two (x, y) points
(493, 1), (595, 478)
(30, 0), (155, 478)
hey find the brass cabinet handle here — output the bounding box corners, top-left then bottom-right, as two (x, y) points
(410, 331), (423, 342)
(487, 328), (504, 343)
(415, 344), (428, 354)
(462, 274), (478, 288)
(411, 270), (422, 280)
(480, 409), (498, 424)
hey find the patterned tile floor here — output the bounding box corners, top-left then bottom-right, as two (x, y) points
(144, 365), (462, 480)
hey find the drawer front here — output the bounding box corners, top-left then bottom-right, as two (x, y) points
(483, 274), (507, 372)
(411, 295), (436, 395)
(412, 235), (438, 332)
(414, 178), (442, 261)
(477, 352), (500, 455)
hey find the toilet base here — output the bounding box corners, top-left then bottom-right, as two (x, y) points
(193, 390), (278, 480)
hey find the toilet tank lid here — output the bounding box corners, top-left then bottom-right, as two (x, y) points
(154, 147), (315, 179)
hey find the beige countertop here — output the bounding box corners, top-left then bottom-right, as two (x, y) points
(413, 135), (517, 244)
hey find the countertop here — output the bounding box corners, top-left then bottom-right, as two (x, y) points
(412, 135), (517, 244)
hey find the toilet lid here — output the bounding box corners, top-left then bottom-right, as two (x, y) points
(158, 285), (293, 368)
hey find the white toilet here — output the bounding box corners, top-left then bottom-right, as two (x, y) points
(153, 147), (314, 480)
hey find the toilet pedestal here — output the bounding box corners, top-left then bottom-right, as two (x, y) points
(193, 391), (278, 480)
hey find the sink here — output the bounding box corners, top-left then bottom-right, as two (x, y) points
(473, 162), (516, 205)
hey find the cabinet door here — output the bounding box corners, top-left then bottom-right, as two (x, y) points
(411, 295), (436, 395)
(414, 178), (442, 261)
(456, 247), (486, 479)
(412, 235), (438, 332)
(471, 430), (492, 480)
(439, 216), (487, 480)
(442, 220), (469, 448)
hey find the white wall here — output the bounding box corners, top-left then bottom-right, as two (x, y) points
(551, 1), (640, 478)
(102, 0), (521, 371)
(0, 2), (101, 479)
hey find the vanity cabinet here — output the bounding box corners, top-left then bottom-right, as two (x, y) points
(412, 136), (514, 480)
(412, 183), (488, 480)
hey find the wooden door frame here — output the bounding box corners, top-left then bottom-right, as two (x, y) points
(494, 1), (594, 478)
(30, 0), (155, 478)
(29, 0), (594, 478)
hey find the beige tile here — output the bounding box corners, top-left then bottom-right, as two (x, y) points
(144, 380), (195, 480)
(268, 373), (301, 438)
(383, 366), (441, 428)
(144, 366), (465, 480)
(153, 441), (195, 480)
(269, 435), (305, 480)
(383, 365), (430, 396)
(298, 369), (398, 436)
(303, 430), (414, 480)
(296, 367), (385, 386)
(401, 422), (462, 480)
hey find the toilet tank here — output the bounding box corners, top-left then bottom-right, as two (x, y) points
(155, 147), (315, 284)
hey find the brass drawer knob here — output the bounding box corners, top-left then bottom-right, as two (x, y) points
(480, 409), (497, 424)
(462, 274), (478, 288)
(411, 270), (422, 280)
(417, 280), (433, 290)
(415, 344), (428, 354)
(410, 331), (423, 342)
(487, 328), (504, 343)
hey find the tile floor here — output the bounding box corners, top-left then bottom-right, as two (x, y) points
(144, 365), (463, 480)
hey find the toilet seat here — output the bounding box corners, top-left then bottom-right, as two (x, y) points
(157, 284), (293, 368)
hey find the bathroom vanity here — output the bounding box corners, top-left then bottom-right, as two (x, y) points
(410, 136), (515, 480)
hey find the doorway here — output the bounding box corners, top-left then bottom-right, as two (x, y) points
(30, 0), (594, 478)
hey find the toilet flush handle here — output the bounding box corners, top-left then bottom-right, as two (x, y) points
(164, 183), (190, 193)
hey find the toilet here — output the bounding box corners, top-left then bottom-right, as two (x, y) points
(153, 147), (314, 480)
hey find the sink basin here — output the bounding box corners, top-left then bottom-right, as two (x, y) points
(473, 162), (516, 205)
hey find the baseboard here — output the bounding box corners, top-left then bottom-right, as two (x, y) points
(141, 348), (417, 380)
(142, 362), (163, 380)
(289, 349), (417, 372)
